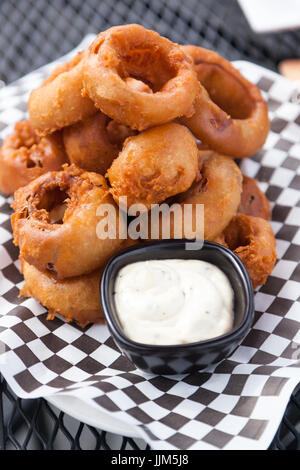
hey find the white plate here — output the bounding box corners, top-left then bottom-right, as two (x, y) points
(47, 395), (139, 438)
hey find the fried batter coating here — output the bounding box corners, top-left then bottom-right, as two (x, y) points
(125, 77), (153, 94)
(172, 149), (243, 240)
(21, 260), (104, 328)
(0, 120), (67, 195)
(238, 175), (271, 220)
(12, 165), (126, 280)
(63, 112), (135, 174)
(181, 45), (269, 158)
(107, 123), (199, 211)
(82, 25), (199, 130)
(223, 214), (276, 288)
(28, 52), (96, 136)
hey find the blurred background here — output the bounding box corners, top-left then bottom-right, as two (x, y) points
(0, 0), (300, 84)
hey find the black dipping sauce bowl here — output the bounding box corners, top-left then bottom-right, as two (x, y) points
(100, 240), (254, 375)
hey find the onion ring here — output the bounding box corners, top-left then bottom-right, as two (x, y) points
(28, 51), (96, 136)
(145, 149), (242, 241)
(63, 112), (135, 174)
(223, 214), (276, 288)
(106, 123), (199, 211)
(82, 24), (199, 130)
(21, 260), (104, 328)
(170, 149), (243, 240)
(180, 45), (270, 158)
(12, 164), (126, 280)
(238, 175), (271, 220)
(0, 121), (67, 195)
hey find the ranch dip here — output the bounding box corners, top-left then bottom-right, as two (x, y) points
(114, 259), (234, 345)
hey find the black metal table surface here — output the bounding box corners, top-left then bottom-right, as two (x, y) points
(0, 0), (299, 450)
(0, 376), (299, 450)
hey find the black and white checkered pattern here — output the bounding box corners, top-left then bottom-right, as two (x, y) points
(0, 40), (299, 450)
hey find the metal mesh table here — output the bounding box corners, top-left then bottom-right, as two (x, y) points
(1, 0), (300, 85)
(0, 376), (299, 450)
(0, 0), (299, 450)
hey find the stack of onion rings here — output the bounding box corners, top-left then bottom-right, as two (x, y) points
(180, 45), (270, 158)
(3, 24), (277, 327)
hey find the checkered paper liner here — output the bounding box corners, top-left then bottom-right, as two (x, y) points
(0, 37), (299, 451)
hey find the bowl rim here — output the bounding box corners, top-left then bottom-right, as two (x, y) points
(100, 239), (255, 352)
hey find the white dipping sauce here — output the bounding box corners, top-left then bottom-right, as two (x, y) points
(114, 259), (234, 345)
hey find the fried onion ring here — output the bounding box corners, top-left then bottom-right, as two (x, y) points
(238, 175), (271, 220)
(0, 121), (67, 195)
(180, 45), (270, 158)
(28, 51), (96, 136)
(106, 123), (199, 211)
(21, 260), (104, 328)
(63, 112), (135, 174)
(145, 149), (242, 241)
(171, 149), (243, 240)
(12, 164), (126, 280)
(223, 214), (276, 288)
(82, 24), (199, 130)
